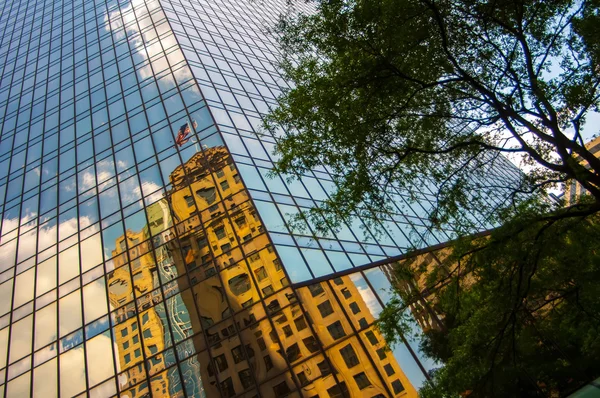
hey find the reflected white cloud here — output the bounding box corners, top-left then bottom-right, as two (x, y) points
(350, 274), (382, 318)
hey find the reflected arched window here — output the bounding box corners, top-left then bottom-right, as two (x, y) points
(228, 274), (251, 296)
(196, 187), (216, 204)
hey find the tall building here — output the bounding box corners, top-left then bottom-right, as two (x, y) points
(0, 0), (519, 396)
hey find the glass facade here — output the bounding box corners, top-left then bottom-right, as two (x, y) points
(0, 0), (519, 396)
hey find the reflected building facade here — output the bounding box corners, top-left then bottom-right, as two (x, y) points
(0, 0), (520, 396)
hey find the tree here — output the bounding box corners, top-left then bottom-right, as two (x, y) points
(264, 0), (600, 395)
(265, 0), (600, 231)
(377, 209), (600, 397)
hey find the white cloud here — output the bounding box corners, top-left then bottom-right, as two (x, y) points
(350, 274), (382, 318)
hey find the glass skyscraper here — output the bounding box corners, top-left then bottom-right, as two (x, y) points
(0, 0), (520, 396)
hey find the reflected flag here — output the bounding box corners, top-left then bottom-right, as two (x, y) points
(175, 122), (191, 147)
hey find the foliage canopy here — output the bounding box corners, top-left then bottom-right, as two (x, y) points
(377, 210), (600, 397)
(265, 0), (600, 231)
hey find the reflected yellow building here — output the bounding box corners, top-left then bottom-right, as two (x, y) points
(108, 220), (175, 397)
(164, 145), (417, 397)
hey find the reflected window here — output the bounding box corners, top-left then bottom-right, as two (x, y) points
(341, 288), (352, 299)
(257, 337), (266, 351)
(349, 302), (360, 314)
(327, 321), (346, 340)
(294, 316), (307, 331)
(286, 343), (301, 362)
(302, 336), (319, 353)
(376, 348), (386, 360)
(297, 371), (309, 386)
(318, 360), (333, 376)
(184, 195), (194, 207)
(262, 285), (274, 296)
(283, 325), (293, 337)
(327, 382), (350, 398)
(232, 345), (244, 364)
(229, 274), (251, 295)
(214, 354), (228, 372)
(196, 187), (216, 204)
(216, 170), (225, 178)
(201, 316), (214, 328)
(125, 353), (131, 364)
(142, 313), (149, 324)
(239, 369), (253, 389)
(197, 237), (208, 249)
(264, 355), (273, 371)
(308, 283), (324, 297)
(220, 377), (235, 398)
(214, 226), (226, 239)
(121, 328), (128, 337)
(245, 344), (255, 358)
(254, 266), (267, 281)
(273, 381), (290, 396)
(384, 364), (395, 376)
(339, 344), (359, 368)
(234, 217), (246, 228)
(317, 300), (334, 318)
(353, 372), (371, 390)
(358, 318), (368, 329)
(220, 180), (229, 191)
(333, 277), (343, 285)
(392, 380), (405, 393)
(365, 331), (378, 345)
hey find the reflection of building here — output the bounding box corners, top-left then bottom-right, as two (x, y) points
(108, 200), (204, 398)
(164, 146), (419, 397)
(565, 136), (600, 205)
(297, 276), (417, 397)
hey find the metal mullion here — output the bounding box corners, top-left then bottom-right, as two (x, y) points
(0, 0), (31, 237)
(89, 0), (154, 394)
(59, 0), (95, 392)
(0, 0), (50, 393)
(0, 0), (22, 91)
(25, 0), (53, 391)
(50, 0), (73, 394)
